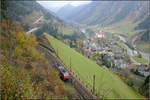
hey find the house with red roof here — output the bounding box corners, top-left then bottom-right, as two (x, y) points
(97, 31), (104, 38)
(95, 31), (104, 38)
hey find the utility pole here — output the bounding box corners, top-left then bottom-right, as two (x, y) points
(149, 30), (150, 67)
(57, 48), (58, 56)
(93, 75), (95, 93)
(70, 57), (71, 71)
(148, 2), (150, 98)
(101, 24), (104, 48)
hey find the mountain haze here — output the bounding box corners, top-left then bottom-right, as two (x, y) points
(56, 4), (75, 20)
(57, 1), (149, 29)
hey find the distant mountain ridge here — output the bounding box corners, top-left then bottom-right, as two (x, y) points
(56, 4), (75, 20)
(56, 1), (149, 29)
(56, 1), (150, 54)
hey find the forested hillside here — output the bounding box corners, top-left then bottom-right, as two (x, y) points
(1, 1), (77, 99)
(1, 19), (71, 99)
(1, 0), (149, 99)
(135, 16), (150, 30)
(2, 1), (84, 40)
(135, 29), (150, 53)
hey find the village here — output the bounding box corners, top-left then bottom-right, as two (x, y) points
(80, 29), (150, 86)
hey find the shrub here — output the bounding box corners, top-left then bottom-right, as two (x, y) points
(1, 64), (36, 100)
(1, 19), (67, 99)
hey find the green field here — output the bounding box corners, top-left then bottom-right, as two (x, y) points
(117, 42), (127, 50)
(44, 33), (142, 99)
(58, 26), (74, 36)
(100, 20), (144, 41)
(133, 56), (148, 64)
(136, 42), (150, 54)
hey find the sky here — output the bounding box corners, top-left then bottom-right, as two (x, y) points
(37, 1), (91, 12)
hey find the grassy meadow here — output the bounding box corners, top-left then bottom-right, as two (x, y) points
(133, 56), (148, 64)
(44, 33), (142, 99)
(136, 42), (150, 54)
(58, 26), (74, 36)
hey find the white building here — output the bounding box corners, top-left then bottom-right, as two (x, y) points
(96, 31), (104, 38)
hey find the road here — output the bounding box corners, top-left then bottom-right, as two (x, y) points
(26, 16), (42, 34)
(116, 34), (149, 64)
(131, 32), (150, 64)
(115, 34), (141, 65)
(124, 43), (141, 65)
(33, 16), (43, 25)
(27, 27), (39, 34)
(139, 51), (149, 64)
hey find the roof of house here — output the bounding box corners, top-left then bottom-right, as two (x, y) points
(98, 31), (104, 35)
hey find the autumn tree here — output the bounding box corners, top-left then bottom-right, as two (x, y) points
(1, 19), (72, 99)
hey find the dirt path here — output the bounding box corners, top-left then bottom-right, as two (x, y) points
(130, 32), (149, 64)
(27, 27), (39, 34)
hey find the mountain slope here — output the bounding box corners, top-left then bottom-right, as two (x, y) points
(135, 16), (150, 30)
(57, 1), (149, 28)
(56, 1), (150, 52)
(3, 1), (84, 40)
(56, 4), (75, 20)
(1, 18), (69, 99)
(1, 1), (77, 99)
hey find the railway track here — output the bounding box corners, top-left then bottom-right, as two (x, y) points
(36, 44), (84, 100)
(37, 43), (100, 100)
